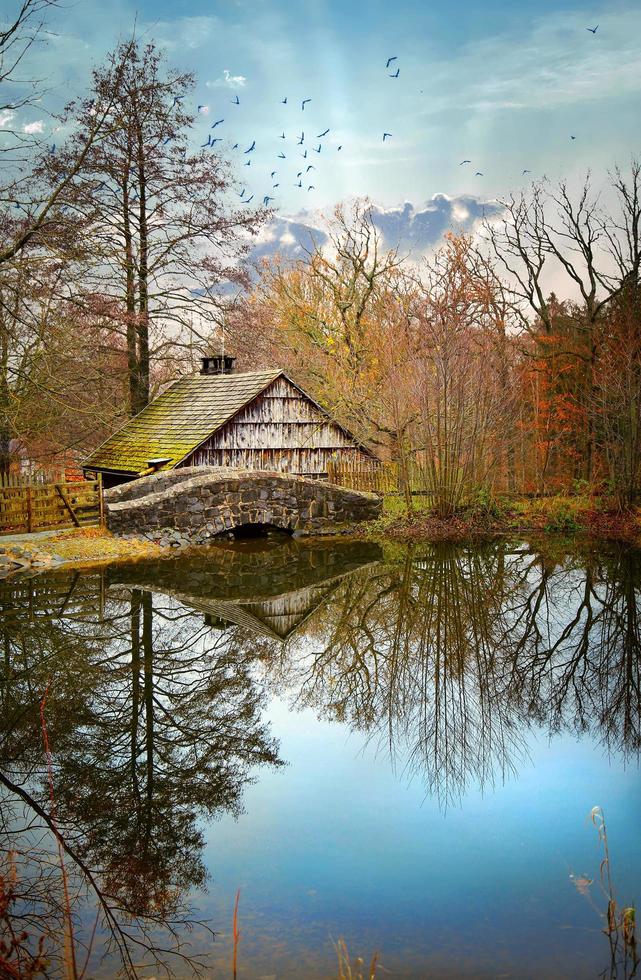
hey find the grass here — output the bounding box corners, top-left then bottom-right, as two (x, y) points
(363, 490), (641, 544)
(37, 527), (167, 566)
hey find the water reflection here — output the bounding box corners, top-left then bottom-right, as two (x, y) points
(0, 536), (639, 975)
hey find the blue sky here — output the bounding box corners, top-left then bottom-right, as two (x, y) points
(9, 0), (641, 227)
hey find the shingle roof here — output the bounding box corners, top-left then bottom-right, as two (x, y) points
(84, 369), (282, 475)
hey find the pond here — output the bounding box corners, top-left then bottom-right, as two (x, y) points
(0, 535), (639, 978)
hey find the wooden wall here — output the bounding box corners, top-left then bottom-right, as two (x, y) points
(183, 375), (374, 477)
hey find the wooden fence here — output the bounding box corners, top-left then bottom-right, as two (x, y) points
(327, 459), (430, 496)
(0, 476), (103, 535)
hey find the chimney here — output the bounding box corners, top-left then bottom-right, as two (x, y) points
(200, 354), (236, 375)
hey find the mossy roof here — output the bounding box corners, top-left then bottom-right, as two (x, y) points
(84, 369), (282, 475)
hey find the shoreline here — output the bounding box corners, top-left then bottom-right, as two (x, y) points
(0, 498), (639, 577)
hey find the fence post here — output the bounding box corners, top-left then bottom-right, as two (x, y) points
(98, 473), (105, 528)
(26, 485), (33, 533)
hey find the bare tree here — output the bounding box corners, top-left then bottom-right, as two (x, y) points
(50, 40), (268, 415)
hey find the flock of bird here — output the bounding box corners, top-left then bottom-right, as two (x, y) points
(37, 23), (602, 212)
(187, 22), (601, 211)
(193, 92), (343, 206)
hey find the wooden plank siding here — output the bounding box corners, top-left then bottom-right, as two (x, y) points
(184, 375), (374, 478)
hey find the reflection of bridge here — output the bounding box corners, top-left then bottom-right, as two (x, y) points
(105, 467), (381, 538)
(108, 537), (383, 642)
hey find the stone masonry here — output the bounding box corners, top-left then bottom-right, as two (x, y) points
(104, 467), (381, 540)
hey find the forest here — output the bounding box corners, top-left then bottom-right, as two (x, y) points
(2, 1), (641, 515)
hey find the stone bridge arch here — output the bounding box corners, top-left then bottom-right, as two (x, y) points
(105, 467), (381, 540)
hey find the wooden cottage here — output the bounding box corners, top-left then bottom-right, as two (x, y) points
(83, 356), (377, 487)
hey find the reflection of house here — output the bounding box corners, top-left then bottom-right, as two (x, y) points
(109, 538), (382, 642)
(83, 356), (377, 488)
(169, 579), (355, 642)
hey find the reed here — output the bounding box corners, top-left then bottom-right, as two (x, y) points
(590, 805), (638, 971)
(40, 684), (78, 980)
(335, 938), (379, 980)
(232, 887), (241, 980)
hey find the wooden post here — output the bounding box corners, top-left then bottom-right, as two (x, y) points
(55, 484), (81, 526)
(98, 473), (105, 528)
(26, 485), (33, 533)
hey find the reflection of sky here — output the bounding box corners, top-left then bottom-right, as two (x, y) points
(200, 698), (641, 978)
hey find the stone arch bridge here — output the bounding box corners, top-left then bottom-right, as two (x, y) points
(105, 467), (381, 539)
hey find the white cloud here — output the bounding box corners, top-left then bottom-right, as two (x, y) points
(207, 69), (247, 89)
(0, 110), (15, 128)
(23, 120), (44, 134)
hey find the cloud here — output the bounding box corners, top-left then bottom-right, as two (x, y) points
(207, 69), (247, 89)
(0, 110), (15, 128)
(247, 215), (328, 266)
(244, 195), (504, 271)
(23, 120), (44, 134)
(367, 196), (504, 254)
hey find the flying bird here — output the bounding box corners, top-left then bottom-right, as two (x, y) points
(163, 137), (171, 144)
(244, 140), (256, 153)
(278, 152), (286, 159)
(232, 143), (239, 149)
(383, 132), (392, 141)
(522, 169), (531, 175)
(197, 105), (209, 113)
(389, 68), (400, 78)
(386, 56), (397, 68)
(475, 171), (483, 176)
(306, 164), (315, 172)
(337, 145), (342, 151)
(263, 196), (274, 205)
(272, 183), (280, 187)
(211, 118), (224, 128)
(172, 96), (184, 107)
(301, 149), (308, 158)
(244, 159), (251, 166)
(570, 135), (576, 140)
(298, 132), (305, 144)
(307, 185), (315, 191)
(211, 138), (222, 145)
(460, 159), (471, 164)
(282, 97), (288, 104)
(297, 171), (303, 177)
(301, 98), (311, 110)
(231, 94), (240, 104)
(201, 135), (211, 147)
(245, 195), (254, 203)
(271, 170), (277, 178)
(317, 128), (329, 138)
(586, 24), (598, 33)
(280, 132), (286, 139)
(314, 144), (322, 153)
(295, 179), (302, 187)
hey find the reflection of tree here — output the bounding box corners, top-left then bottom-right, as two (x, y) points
(267, 543), (528, 806)
(497, 544), (641, 755)
(0, 539), (639, 968)
(267, 541), (641, 806)
(0, 573), (282, 975)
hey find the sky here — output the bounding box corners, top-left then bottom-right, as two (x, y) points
(6, 0), (641, 251)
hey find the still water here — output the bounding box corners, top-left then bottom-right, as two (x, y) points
(1, 536), (640, 978)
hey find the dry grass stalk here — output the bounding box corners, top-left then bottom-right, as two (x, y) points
(335, 938), (380, 979)
(232, 888), (241, 980)
(40, 684), (78, 980)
